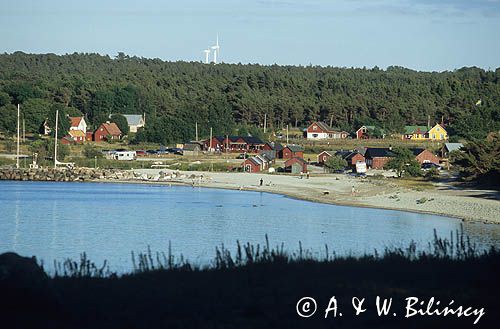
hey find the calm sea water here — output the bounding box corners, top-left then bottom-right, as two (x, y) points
(0, 181), (499, 272)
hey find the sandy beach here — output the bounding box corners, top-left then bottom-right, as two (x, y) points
(130, 169), (500, 224)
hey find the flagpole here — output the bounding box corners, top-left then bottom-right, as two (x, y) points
(16, 104), (20, 169)
(54, 109), (58, 169)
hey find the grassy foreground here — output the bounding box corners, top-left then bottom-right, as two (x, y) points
(1, 232), (499, 329)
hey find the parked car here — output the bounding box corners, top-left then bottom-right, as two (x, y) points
(135, 150), (146, 156)
(146, 150), (158, 155)
(167, 148), (183, 155)
(421, 163), (441, 170)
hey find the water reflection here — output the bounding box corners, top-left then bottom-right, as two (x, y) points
(0, 180), (499, 273)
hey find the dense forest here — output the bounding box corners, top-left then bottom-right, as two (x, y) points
(0, 52), (499, 144)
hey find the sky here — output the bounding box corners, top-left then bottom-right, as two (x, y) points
(1, 0), (499, 71)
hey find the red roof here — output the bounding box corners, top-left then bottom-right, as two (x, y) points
(99, 122), (122, 136)
(284, 157), (307, 166)
(70, 116), (84, 128)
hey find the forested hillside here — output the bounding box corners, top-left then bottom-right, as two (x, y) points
(0, 52), (499, 144)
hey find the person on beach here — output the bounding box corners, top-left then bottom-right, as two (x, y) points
(351, 185), (356, 196)
(259, 178), (263, 186)
(306, 172), (310, 179)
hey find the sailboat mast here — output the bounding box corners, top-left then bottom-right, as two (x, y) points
(54, 109), (58, 169)
(16, 104), (20, 169)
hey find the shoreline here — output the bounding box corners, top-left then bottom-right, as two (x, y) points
(72, 169), (500, 224)
(96, 179), (471, 222)
(2, 168), (498, 224)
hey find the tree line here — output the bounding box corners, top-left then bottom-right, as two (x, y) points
(0, 52), (499, 144)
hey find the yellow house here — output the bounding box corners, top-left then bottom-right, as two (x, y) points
(427, 124), (448, 140)
(402, 124), (448, 141)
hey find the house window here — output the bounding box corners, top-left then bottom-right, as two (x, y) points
(436, 127), (440, 131)
(432, 134), (436, 139)
(312, 134), (318, 138)
(440, 134), (444, 139)
(313, 125), (317, 130)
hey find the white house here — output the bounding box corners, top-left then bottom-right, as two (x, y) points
(123, 114), (146, 133)
(305, 121), (349, 140)
(69, 117), (87, 134)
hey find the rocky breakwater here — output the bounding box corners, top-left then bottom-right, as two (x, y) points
(0, 168), (136, 182)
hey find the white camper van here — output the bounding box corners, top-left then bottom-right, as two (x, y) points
(114, 151), (137, 161)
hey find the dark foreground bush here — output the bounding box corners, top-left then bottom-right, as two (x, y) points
(1, 230), (499, 329)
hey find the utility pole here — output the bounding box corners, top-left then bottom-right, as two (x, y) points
(54, 109), (58, 169)
(195, 122), (198, 141)
(16, 104), (20, 169)
(329, 115), (334, 128)
(286, 124), (289, 144)
(263, 113), (267, 134)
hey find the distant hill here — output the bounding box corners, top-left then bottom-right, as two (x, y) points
(0, 52), (498, 143)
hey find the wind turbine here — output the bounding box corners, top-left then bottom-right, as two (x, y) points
(203, 49), (211, 64)
(211, 35), (220, 64)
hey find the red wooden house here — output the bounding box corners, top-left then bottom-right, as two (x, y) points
(263, 142), (284, 158)
(94, 122), (122, 142)
(284, 157), (308, 174)
(317, 151), (332, 165)
(411, 148), (440, 165)
(281, 145), (304, 159)
(318, 150), (365, 167)
(364, 148), (395, 169)
(205, 136), (265, 153)
(241, 154), (272, 173)
(242, 157), (261, 173)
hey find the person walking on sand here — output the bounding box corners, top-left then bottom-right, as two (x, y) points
(306, 172), (310, 179)
(260, 178), (263, 186)
(351, 185), (356, 196)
